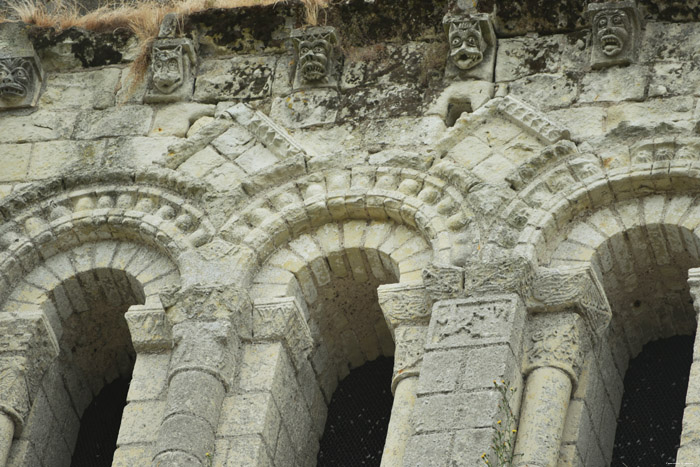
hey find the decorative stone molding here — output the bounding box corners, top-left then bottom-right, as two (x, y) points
(226, 103), (307, 160)
(527, 266), (612, 336)
(497, 96), (571, 145)
(125, 303), (173, 353)
(144, 13), (197, 103)
(290, 26), (340, 89)
(0, 311), (58, 433)
(462, 255), (535, 297)
(442, 12), (496, 82)
(422, 263), (464, 303)
(252, 297), (313, 369)
(524, 312), (586, 386)
(377, 281), (431, 335)
(587, 0), (642, 69)
(0, 22), (44, 109)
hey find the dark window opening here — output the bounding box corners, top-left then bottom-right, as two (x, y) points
(612, 335), (694, 466)
(317, 357), (394, 466)
(71, 377), (130, 467)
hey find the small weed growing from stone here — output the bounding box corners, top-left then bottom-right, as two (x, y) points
(481, 380), (518, 467)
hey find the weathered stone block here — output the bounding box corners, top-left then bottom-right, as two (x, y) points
(116, 400), (165, 445)
(213, 435), (274, 467)
(427, 295), (525, 352)
(413, 390), (500, 433)
(194, 56), (275, 103)
(451, 428), (493, 467)
(39, 68), (121, 109)
(403, 432), (453, 467)
(127, 353), (169, 401)
(579, 65), (648, 103)
(270, 89), (339, 129)
(218, 392), (280, 446)
(73, 106), (153, 139)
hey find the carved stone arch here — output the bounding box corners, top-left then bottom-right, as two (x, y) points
(515, 178), (700, 466)
(0, 168), (214, 305)
(223, 166), (476, 283)
(0, 239), (181, 466)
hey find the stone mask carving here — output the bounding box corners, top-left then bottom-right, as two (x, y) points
(442, 13), (496, 82)
(587, 1), (642, 69)
(291, 27), (339, 88)
(593, 9), (631, 57)
(152, 45), (184, 94)
(448, 20), (486, 70)
(0, 58), (32, 99)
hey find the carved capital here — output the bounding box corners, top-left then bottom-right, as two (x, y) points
(253, 297), (313, 370)
(525, 312), (587, 388)
(528, 266), (611, 336)
(422, 263), (464, 303)
(391, 325), (427, 393)
(159, 284), (252, 332)
(442, 12), (496, 82)
(125, 303), (173, 353)
(291, 26), (340, 89)
(463, 255), (535, 297)
(0, 23), (44, 109)
(169, 320), (239, 389)
(0, 311), (58, 433)
(587, 0), (642, 69)
(377, 281), (430, 335)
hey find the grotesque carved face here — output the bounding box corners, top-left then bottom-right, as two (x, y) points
(0, 58), (32, 99)
(594, 9), (631, 57)
(151, 46), (184, 94)
(297, 36), (332, 83)
(448, 21), (486, 70)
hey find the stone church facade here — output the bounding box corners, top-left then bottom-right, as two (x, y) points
(0, 0), (699, 465)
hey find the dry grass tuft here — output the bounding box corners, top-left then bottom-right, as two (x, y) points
(1, 0), (328, 35)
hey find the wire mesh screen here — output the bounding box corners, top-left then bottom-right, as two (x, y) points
(612, 335), (694, 466)
(317, 357), (394, 466)
(71, 378), (130, 467)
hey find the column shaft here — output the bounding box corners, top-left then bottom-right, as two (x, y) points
(381, 376), (418, 467)
(514, 367), (572, 467)
(0, 412), (13, 467)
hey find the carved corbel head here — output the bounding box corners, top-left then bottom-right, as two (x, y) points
(291, 26), (340, 89)
(144, 13), (197, 103)
(587, 0), (642, 69)
(0, 23), (44, 110)
(442, 13), (496, 82)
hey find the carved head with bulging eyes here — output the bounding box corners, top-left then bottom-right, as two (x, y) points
(151, 45), (184, 94)
(0, 58), (32, 99)
(448, 20), (486, 70)
(296, 36), (333, 83)
(593, 9), (631, 57)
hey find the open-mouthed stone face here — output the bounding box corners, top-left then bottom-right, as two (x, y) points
(448, 20), (487, 70)
(152, 45), (184, 94)
(594, 9), (631, 57)
(298, 38), (332, 83)
(0, 58), (32, 99)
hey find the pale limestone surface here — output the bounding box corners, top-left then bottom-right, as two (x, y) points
(3, 1), (700, 466)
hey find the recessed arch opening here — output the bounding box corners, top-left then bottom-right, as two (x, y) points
(546, 202), (700, 465)
(5, 241), (180, 467)
(250, 219), (432, 466)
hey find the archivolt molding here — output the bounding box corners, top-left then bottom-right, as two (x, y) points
(0, 169), (211, 306)
(225, 166), (477, 281)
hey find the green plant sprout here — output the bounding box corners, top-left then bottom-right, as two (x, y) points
(481, 380), (519, 467)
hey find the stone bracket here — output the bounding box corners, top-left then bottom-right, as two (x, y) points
(0, 23), (44, 110)
(290, 26), (340, 90)
(587, 0), (643, 69)
(527, 266), (611, 336)
(442, 12), (496, 82)
(252, 297), (314, 370)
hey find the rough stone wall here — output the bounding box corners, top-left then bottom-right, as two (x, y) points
(3, 0), (700, 466)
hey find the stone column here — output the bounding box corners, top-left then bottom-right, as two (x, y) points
(0, 311), (58, 466)
(675, 268), (700, 463)
(377, 281), (432, 467)
(152, 285), (251, 467)
(515, 267), (610, 467)
(514, 312), (585, 467)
